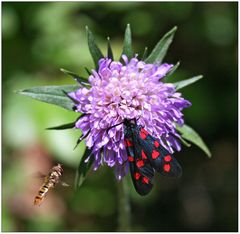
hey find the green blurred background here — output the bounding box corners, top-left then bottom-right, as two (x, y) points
(2, 2), (237, 232)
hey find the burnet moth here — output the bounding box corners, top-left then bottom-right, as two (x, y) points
(123, 119), (182, 196)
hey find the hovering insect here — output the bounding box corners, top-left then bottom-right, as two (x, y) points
(34, 163), (69, 206)
(123, 119), (182, 196)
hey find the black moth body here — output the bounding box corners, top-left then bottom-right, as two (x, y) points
(123, 119), (182, 196)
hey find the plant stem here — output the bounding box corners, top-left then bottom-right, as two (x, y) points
(117, 178), (131, 231)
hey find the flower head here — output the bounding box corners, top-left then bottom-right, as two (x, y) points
(69, 55), (191, 180)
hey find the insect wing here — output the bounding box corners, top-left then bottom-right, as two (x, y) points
(61, 181), (70, 187)
(136, 127), (182, 178)
(32, 172), (46, 179)
(125, 136), (154, 196)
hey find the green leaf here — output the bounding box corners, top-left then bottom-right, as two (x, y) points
(122, 24), (133, 59)
(46, 114), (85, 130)
(73, 136), (83, 150)
(176, 124), (211, 157)
(145, 26), (177, 64)
(178, 136), (191, 147)
(75, 148), (94, 189)
(174, 75), (203, 90)
(46, 122), (76, 130)
(86, 26), (104, 69)
(85, 67), (91, 76)
(60, 68), (90, 86)
(165, 61), (180, 79)
(17, 85), (79, 111)
(107, 37), (114, 60)
(142, 47), (148, 60)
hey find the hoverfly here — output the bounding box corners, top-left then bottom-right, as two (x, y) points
(34, 163), (69, 206)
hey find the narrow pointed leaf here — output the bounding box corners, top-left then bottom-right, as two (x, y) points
(174, 75), (203, 90)
(145, 26), (177, 64)
(73, 135), (83, 150)
(47, 113), (86, 131)
(73, 128), (90, 150)
(164, 61), (180, 81)
(142, 47), (148, 60)
(46, 122), (76, 130)
(62, 90), (79, 104)
(75, 148), (95, 189)
(179, 136), (191, 147)
(60, 68), (90, 86)
(176, 124), (211, 157)
(17, 85), (79, 110)
(122, 24), (133, 59)
(85, 67), (91, 76)
(107, 37), (114, 60)
(86, 26), (104, 69)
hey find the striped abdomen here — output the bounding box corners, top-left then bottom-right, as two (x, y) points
(34, 181), (54, 206)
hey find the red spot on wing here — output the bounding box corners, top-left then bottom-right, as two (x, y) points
(163, 164), (171, 172)
(164, 155), (172, 162)
(143, 128), (149, 135)
(140, 132), (147, 140)
(140, 128), (149, 139)
(142, 177), (149, 184)
(136, 160), (144, 168)
(134, 172), (141, 180)
(154, 140), (160, 148)
(141, 150), (147, 159)
(128, 156), (134, 162)
(152, 150), (160, 159)
(125, 139), (133, 147)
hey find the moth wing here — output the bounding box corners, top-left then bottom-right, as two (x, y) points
(125, 137), (154, 196)
(137, 127), (182, 178)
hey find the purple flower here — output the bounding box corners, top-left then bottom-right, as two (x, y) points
(69, 55), (191, 180)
